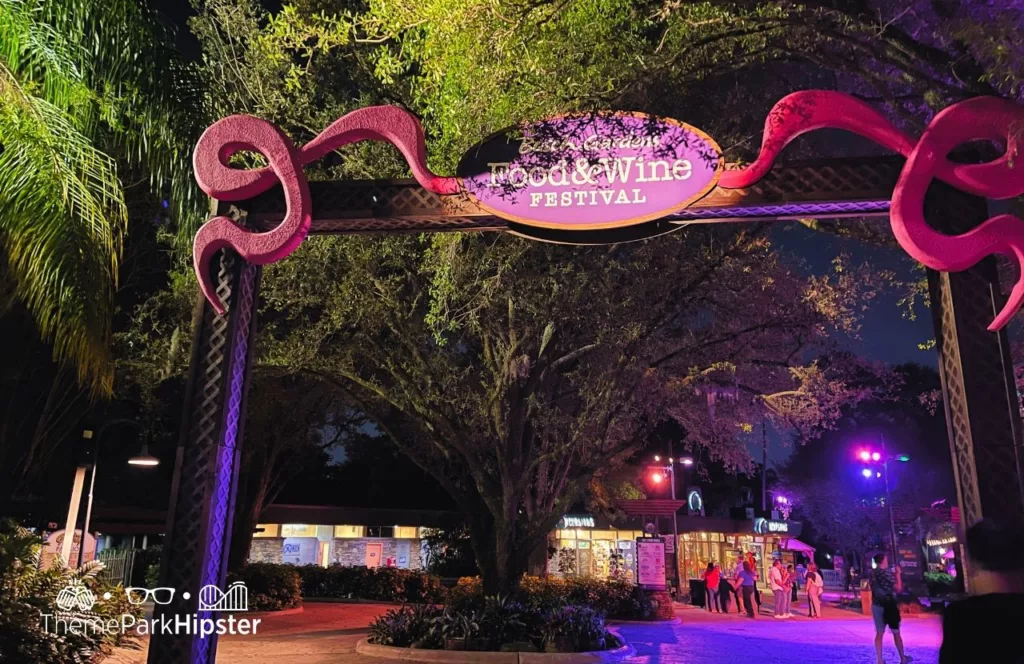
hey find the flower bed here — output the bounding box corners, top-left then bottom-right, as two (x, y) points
(367, 596), (624, 653)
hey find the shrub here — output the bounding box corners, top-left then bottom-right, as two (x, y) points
(0, 520), (135, 663)
(295, 564), (445, 603)
(368, 596), (615, 653)
(228, 563), (301, 611)
(132, 545), (162, 587)
(924, 571), (956, 596)
(368, 605), (442, 647)
(447, 576), (654, 620)
(543, 605), (606, 651)
(480, 594), (535, 646)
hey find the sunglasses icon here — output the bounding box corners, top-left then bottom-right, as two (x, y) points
(125, 587), (175, 605)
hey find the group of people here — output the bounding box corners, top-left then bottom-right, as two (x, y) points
(700, 552), (824, 619)
(693, 518), (1024, 664)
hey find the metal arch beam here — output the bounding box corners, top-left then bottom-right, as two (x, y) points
(229, 157), (901, 234)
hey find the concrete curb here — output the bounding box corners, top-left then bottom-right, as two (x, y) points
(355, 629), (635, 663)
(247, 605), (304, 618)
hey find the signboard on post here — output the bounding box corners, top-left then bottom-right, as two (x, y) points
(636, 537), (667, 590)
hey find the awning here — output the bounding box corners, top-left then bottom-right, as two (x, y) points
(781, 538), (815, 554)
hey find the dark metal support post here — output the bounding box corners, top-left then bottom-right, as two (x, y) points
(148, 251), (261, 664)
(927, 186), (1024, 589)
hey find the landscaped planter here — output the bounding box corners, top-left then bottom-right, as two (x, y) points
(356, 629), (634, 663)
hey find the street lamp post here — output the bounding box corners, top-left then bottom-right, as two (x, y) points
(72, 421), (159, 567)
(856, 438), (909, 569)
(649, 455), (694, 595)
(880, 435), (899, 568)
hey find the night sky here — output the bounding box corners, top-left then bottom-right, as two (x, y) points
(773, 223), (937, 368)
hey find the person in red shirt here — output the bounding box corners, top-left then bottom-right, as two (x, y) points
(702, 562), (722, 613)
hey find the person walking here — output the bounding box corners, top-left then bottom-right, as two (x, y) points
(770, 559), (787, 619)
(702, 562), (722, 613)
(746, 550), (762, 610)
(806, 563), (824, 618)
(722, 558), (742, 613)
(785, 563), (797, 617)
(737, 561), (758, 618)
(869, 553), (910, 664)
(940, 519), (1024, 663)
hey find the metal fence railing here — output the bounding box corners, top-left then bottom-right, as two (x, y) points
(822, 569), (844, 588)
(96, 548), (136, 586)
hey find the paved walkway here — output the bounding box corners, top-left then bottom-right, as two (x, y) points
(623, 604), (941, 663)
(106, 600), (941, 664)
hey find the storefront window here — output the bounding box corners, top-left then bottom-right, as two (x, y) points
(333, 525), (365, 538)
(394, 527), (418, 538)
(366, 526), (395, 538)
(281, 524), (317, 538)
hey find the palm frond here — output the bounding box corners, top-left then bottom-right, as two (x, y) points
(0, 66), (124, 393)
(0, 0), (204, 392)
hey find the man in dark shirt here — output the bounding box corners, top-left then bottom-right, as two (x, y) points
(870, 553), (908, 664)
(940, 519), (1024, 664)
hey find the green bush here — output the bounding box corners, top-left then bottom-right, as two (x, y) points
(0, 520), (141, 663)
(296, 564), (445, 603)
(228, 563), (302, 611)
(368, 604), (442, 647)
(448, 575), (654, 620)
(367, 598), (613, 653)
(543, 605), (607, 651)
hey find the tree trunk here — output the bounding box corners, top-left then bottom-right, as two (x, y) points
(469, 508), (533, 595)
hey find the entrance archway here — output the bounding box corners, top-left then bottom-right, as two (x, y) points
(148, 90), (1024, 664)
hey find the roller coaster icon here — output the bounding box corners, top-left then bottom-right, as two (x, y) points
(198, 581), (248, 612)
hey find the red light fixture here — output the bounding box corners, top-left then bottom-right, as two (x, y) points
(651, 472), (664, 484)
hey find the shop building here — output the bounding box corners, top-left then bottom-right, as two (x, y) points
(247, 505), (461, 569)
(548, 511), (803, 588)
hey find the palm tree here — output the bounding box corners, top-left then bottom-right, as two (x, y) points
(0, 0), (202, 394)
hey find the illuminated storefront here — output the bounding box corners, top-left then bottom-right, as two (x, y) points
(548, 518), (647, 583)
(547, 513), (801, 587)
(677, 516), (802, 586)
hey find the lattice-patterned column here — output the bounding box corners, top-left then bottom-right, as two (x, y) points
(148, 251), (261, 664)
(927, 186), (1024, 545)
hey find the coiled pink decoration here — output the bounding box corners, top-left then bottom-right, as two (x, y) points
(192, 106), (460, 313)
(721, 90), (1024, 331)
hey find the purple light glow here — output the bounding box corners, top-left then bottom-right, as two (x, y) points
(858, 450), (871, 462)
(871, 452), (882, 462)
(862, 468), (873, 478)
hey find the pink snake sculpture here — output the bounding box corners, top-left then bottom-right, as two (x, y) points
(192, 91), (1023, 330)
(192, 106), (460, 314)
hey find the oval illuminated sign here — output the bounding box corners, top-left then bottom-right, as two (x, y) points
(458, 113), (722, 235)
